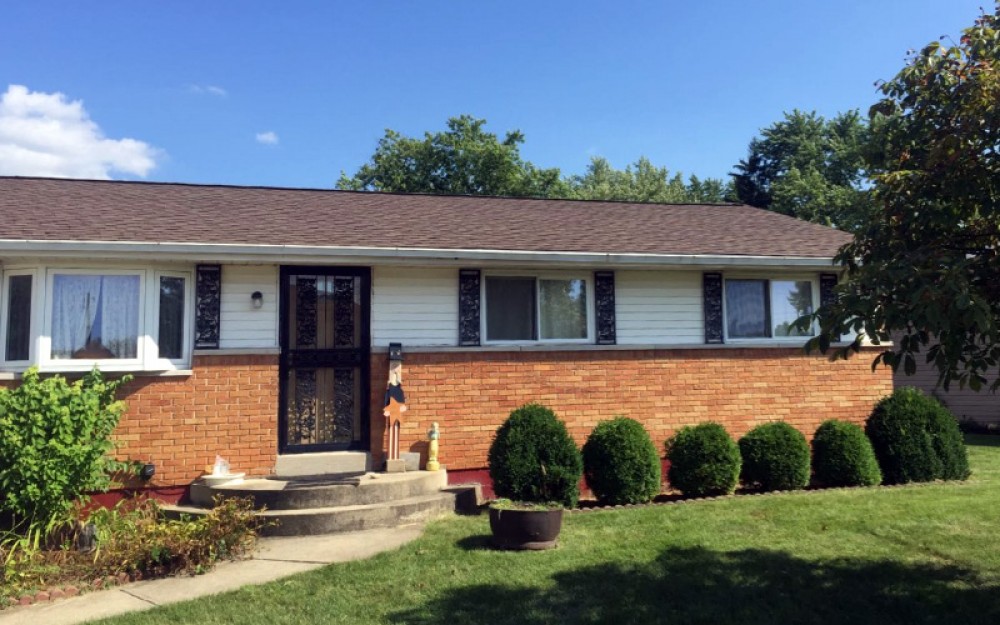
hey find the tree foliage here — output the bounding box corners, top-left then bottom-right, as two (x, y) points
(732, 110), (872, 231)
(338, 115), (733, 203)
(570, 157), (734, 203)
(808, 5), (1000, 390)
(337, 115), (569, 198)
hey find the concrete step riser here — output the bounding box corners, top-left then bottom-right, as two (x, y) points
(259, 495), (457, 537)
(190, 472), (448, 510)
(274, 452), (370, 477)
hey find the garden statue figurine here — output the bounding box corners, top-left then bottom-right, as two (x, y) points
(426, 421), (441, 471)
(383, 344), (407, 472)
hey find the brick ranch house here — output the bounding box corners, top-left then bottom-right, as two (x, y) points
(0, 176), (893, 497)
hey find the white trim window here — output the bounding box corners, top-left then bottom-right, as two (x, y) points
(483, 274), (593, 343)
(1, 266), (193, 372)
(724, 277), (817, 340)
(2, 269), (37, 365)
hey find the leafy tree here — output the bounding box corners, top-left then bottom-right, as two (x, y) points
(336, 115), (568, 198)
(339, 116), (733, 203)
(569, 157), (734, 203)
(807, 4), (1000, 390)
(732, 110), (872, 231)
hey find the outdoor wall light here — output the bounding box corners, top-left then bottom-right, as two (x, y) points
(140, 463), (156, 481)
(251, 291), (264, 309)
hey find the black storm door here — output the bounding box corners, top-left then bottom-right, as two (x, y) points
(279, 267), (370, 453)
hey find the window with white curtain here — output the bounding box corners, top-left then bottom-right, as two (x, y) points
(725, 278), (816, 340)
(51, 274), (141, 359)
(0, 266), (193, 371)
(484, 275), (591, 343)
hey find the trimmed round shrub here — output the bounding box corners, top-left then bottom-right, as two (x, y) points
(665, 422), (741, 497)
(739, 422), (810, 491)
(867, 387), (969, 484)
(488, 403), (583, 507)
(927, 406), (971, 480)
(811, 420), (882, 487)
(582, 417), (661, 505)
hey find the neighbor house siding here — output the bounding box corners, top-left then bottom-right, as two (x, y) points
(372, 266), (458, 347)
(369, 346), (894, 473)
(219, 264), (279, 349)
(896, 364), (999, 424)
(616, 270), (703, 344)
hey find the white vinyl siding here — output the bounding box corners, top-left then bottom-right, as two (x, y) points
(372, 266), (458, 347)
(616, 270), (703, 344)
(219, 265), (278, 349)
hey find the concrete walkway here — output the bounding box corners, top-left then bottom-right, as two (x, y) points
(0, 524), (424, 625)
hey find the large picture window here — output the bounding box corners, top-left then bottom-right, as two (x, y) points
(0, 266), (193, 372)
(725, 278), (815, 340)
(485, 275), (590, 343)
(51, 274), (140, 359)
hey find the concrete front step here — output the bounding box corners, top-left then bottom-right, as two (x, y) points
(274, 451), (370, 477)
(190, 470), (449, 510)
(167, 491), (458, 536)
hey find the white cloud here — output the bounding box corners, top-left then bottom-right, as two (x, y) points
(188, 84), (227, 97)
(0, 84), (158, 179)
(256, 131), (279, 145)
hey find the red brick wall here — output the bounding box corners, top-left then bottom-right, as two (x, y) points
(114, 354), (279, 485)
(370, 347), (894, 472)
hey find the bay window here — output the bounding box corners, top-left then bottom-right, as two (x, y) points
(484, 275), (591, 343)
(1, 266), (193, 372)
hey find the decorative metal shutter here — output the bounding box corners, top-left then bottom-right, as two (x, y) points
(594, 271), (616, 345)
(458, 269), (481, 346)
(195, 264), (222, 349)
(703, 272), (724, 344)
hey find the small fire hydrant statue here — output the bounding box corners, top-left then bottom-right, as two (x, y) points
(383, 343), (407, 472)
(426, 422), (441, 471)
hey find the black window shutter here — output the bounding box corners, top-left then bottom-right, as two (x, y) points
(819, 273), (838, 308)
(458, 269), (481, 346)
(703, 272), (724, 344)
(594, 271), (616, 345)
(819, 272), (840, 342)
(195, 264), (222, 349)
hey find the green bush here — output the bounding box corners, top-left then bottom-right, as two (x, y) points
(582, 417), (661, 505)
(665, 423), (741, 497)
(739, 422), (810, 491)
(811, 420), (882, 487)
(0, 368), (131, 530)
(867, 388), (969, 484)
(926, 405), (971, 480)
(488, 403), (583, 507)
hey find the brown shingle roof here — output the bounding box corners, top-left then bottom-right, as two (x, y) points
(0, 177), (850, 258)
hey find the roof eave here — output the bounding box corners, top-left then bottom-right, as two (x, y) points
(0, 239), (840, 270)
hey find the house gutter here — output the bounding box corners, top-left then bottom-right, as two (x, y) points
(0, 239), (840, 270)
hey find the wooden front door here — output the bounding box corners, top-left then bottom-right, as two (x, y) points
(278, 267), (370, 453)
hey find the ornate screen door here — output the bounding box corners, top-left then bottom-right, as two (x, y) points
(279, 267), (370, 453)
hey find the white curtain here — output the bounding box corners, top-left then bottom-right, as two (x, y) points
(51, 275), (102, 359)
(100, 275), (140, 358)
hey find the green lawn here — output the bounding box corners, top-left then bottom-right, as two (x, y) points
(98, 436), (1000, 625)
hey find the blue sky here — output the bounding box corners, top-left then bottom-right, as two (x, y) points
(0, 1), (988, 188)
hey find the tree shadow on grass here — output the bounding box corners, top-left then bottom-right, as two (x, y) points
(389, 546), (1000, 625)
(455, 534), (493, 551)
(965, 433), (1000, 448)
